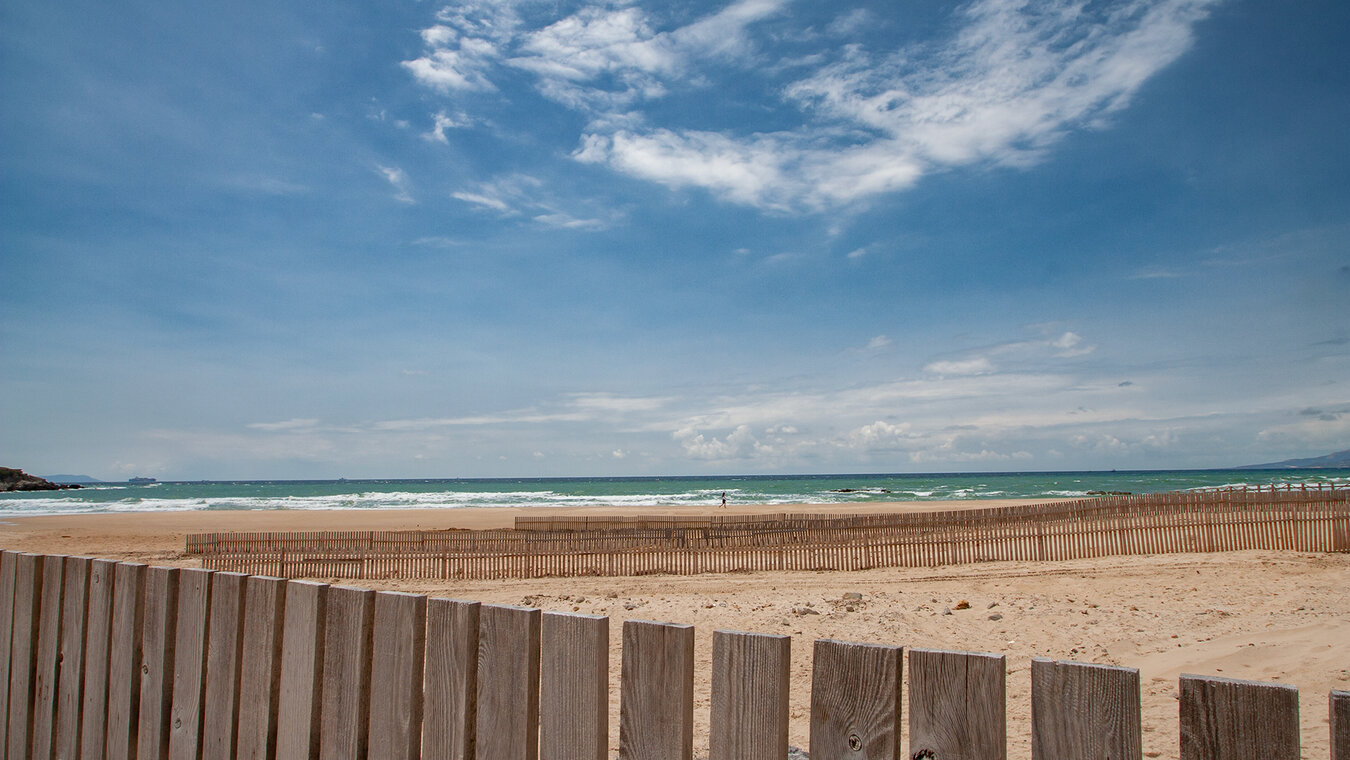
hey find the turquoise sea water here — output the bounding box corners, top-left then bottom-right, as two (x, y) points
(2, 469), (1347, 517)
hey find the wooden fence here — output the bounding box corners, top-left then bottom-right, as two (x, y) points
(187, 487), (1350, 580)
(1, 549), (1347, 760)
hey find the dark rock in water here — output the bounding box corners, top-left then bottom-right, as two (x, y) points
(1, 467), (82, 492)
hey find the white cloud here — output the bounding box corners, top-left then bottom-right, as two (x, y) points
(925, 356), (995, 376)
(675, 424), (769, 460)
(533, 212), (606, 230)
(452, 191), (512, 213)
(452, 173), (614, 229)
(1051, 331), (1096, 357)
(402, 47), (498, 92)
(423, 110), (467, 143)
(864, 335), (891, 350)
(408, 0), (785, 114)
(247, 418), (321, 432)
(844, 420), (915, 450)
(377, 165), (415, 204)
(407, 0), (1220, 210)
(567, 393), (673, 414)
(924, 329), (1097, 376)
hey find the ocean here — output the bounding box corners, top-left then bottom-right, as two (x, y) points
(1, 469), (1346, 518)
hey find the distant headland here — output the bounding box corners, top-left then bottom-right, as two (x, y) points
(1236, 448), (1350, 469)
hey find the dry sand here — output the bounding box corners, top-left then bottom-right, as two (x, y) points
(3, 501), (1347, 759)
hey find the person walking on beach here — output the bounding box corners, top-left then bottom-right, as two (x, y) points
(721, 492), (727, 508)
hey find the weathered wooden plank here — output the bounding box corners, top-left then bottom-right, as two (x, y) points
(1030, 658), (1140, 760)
(137, 565), (181, 760)
(1179, 674), (1299, 760)
(107, 563), (150, 760)
(618, 620), (694, 760)
(276, 580), (328, 760)
(78, 559), (117, 760)
(475, 604), (541, 760)
(1333, 690), (1350, 760)
(318, 585), (375, 760)
(55, 557), (93, 760)
(31, 553), (67, 760)
(201, 572), (247, 760)
(808, 639), (902, 760)
(908, 648), (1005, 760)
(709, 630), (789, 760)
(540, 612), (608, 760)
(0, 552), (18, 755)
(7, 553), (46, 760)
(236, 576), (286, 760)
(167, 568), (213, 760)
(422, 598), (480, 760)
(369, 591), (427, 760)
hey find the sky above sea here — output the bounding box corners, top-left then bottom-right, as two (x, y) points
(2, 0), (1348, 481)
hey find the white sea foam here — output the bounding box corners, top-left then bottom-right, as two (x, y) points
(1, 472), (1340, 517)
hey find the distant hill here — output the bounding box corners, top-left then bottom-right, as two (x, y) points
(1236, 449), (1350, 469)
(44, 474), (104, 484)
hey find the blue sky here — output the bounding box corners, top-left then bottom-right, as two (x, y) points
(2, 0), (1347, 479)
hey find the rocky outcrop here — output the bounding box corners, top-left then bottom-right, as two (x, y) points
(0, 467), (81, 492)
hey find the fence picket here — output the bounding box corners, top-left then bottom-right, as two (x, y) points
(236, 576), (286, 760)
(32, 553), (67, 759)
(540, 612), (608, 760)
(168, 568), (213, 760)
(1030, 658), (1140, 760)
(7, 554), (46, 760)
(319, 586), (375, 760)
(276, 580), (328, 760)
(618, 620), (695, 760)
(136, 566), (179, 760)
(809, 639), (902, 760)
(1179, 674), (1299, 759)
(75, 558), (115, 760)
(55, 556), (92, 759)
(475, 604), (541, 760)
(1333, 690), (1349, 760)
(908, 648), (1006, 760)
(369, 591), (428, 760)
(709, 630), (790, 760)
(0, 552), (15, 755)
(202, 572), (247, 760)
(422, 599), (480, 760)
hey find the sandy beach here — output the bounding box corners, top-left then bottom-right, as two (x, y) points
(3, 500), (1347, 759)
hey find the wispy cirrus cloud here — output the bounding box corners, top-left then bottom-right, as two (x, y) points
(406, 0), (1221, 211)
(923, 330), (1096, 376)
(452, 172), (616, 229)
(377, 165), (415, 204)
